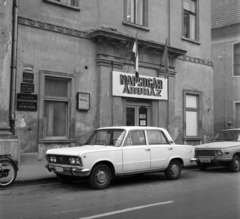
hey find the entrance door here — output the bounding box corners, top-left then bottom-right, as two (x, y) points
(126, 105), (149, 126)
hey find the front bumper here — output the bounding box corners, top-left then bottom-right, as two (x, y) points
(45, 163), (90, 177)
(196, 157), (233, 163)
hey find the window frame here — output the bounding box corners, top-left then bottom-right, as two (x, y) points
(183, 90), (202, 140)
(39, 70), (76, 143)
(233, 101), (240, 128)
(233, 42), (240, 77)
(123, 0), (149, 30)
(43, 0), (80, 11)
(181, 0), (199, 43)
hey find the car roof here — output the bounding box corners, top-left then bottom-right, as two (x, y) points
(97, 126), (167, 131)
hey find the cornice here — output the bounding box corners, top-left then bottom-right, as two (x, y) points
(177, 55), (213, 67)
(88, 29), (187, 58)
(18, 16), (88, 39)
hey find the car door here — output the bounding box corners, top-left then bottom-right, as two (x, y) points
(122, 130), (151, 172)
(146, 130), (173, 169)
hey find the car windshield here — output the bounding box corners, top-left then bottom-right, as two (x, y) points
(84, 129), (126, 147)
(214, 130), (240, 142)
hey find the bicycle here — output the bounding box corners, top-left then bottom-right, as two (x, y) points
(0, 154), (18, 187)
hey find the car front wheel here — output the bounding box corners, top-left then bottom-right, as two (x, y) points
(229, 155), (240, 172)
(164, 160), (182, 180)
(88, 164), (112, 189)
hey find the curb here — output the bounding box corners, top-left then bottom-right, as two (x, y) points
(14, 177), (59, 186)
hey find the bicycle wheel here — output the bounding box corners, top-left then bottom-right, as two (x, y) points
(0, 159), (17, 187)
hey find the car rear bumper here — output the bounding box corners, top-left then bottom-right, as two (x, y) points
(45, 163), (90, 177)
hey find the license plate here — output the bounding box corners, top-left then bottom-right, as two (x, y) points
(200, 159), (211, 163)
(55, 167), (63, 172)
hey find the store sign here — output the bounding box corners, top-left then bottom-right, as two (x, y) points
(112, 71), (168, 100)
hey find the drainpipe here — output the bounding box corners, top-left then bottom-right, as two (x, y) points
(10, 0), (18, 135)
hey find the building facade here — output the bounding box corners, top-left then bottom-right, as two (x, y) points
(0, 0), (214, 162)
(211, 0), (240, 133)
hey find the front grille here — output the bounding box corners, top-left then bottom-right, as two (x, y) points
(48, 155), (70, 165)
(195, 150), (215, 157)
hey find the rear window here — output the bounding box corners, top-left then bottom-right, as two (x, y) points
(147, 130), (168, 145)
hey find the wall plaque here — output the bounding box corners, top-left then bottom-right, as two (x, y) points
(23, 72), (34, 84)
(17, 93), (38, 111)
(77, 92), (90, 111)
(21, 83), (34, 94)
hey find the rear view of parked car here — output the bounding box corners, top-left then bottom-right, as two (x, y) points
(45, 126), (195, 189)
(195, 128), (240, 172)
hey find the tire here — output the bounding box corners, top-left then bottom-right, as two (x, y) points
(229, 155), (240, 172)
(197, 163), (208, 171)
(0, 159), (17, 187)
(164, 160), (182, 180)
(56, 174), (74, 184)
(88, 164), (111, 190)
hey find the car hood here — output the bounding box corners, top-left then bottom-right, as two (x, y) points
(46, 145), (119, 156)
(195, 141), (240, 149)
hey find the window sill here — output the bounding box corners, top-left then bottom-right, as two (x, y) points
(122, 21), (149, 31)
(43, 0), (80, 11)
(181, 37), (201, 45)
(39, 138), (76, 144)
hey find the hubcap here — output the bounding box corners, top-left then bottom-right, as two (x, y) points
(171, 164), (179, 176)
(96, 170), (107, 184)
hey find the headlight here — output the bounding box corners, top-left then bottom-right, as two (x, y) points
(215, 150), (223, 156)
(69, 157), (76, 165)
(50, 156), (56, 163)
(69, 157), (83, 166)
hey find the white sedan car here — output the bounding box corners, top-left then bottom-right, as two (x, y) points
(45, 126), (195, 189)
(195, 128), (240, 172)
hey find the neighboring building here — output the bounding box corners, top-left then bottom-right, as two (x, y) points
(211, 0), (240, 133)
(0, 0), (213, 162)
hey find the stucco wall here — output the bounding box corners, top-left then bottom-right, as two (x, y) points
(174, 60), (214, 143)
(16, 25), (98, 152)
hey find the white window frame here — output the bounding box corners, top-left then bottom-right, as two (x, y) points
(233, 101), (240, 128)
(183, 90), (201, 140)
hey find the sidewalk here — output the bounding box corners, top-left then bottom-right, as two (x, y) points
(15, 161), (58, 185)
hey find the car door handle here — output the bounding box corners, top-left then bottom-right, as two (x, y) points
(168, 147), (173, 150)
(145, 148), (150, 151)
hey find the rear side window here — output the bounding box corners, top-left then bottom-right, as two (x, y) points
(124, 130), (146, 146)
(147, 130), (168, 145)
